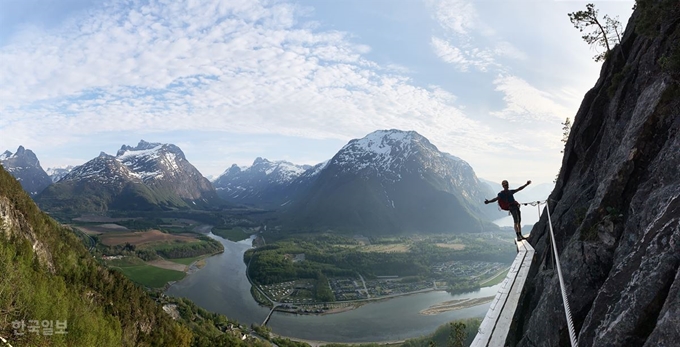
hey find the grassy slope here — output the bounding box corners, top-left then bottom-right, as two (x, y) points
(115, 265), (186, 288)
(0, 167), (193, 346)
(480, 268), (510, 287)
(212, 227), (252, 241)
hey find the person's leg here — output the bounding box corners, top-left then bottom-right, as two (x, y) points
(517, 209), (523, 239)
(510, 208), (522, 241)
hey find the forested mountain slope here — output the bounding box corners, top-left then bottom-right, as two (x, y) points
(0, 166), (264, 347)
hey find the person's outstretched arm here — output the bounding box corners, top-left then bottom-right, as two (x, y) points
(516, 180), (532, 191)
(484, 197), (498, 204)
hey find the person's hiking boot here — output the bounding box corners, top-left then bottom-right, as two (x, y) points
(516, 233), (524, 241)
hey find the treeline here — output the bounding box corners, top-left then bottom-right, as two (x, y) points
(245, 242), (420, 285)
(154, 237), (223, 259)
(115, 217), (164, 230)
(409, 241), (515, 264)
(315, 272), (335, 302)
(401, 319), (481, 347)
(155, 295), (270, 347)
(245, 234), (514, 285)
(93, 234), (223, 261)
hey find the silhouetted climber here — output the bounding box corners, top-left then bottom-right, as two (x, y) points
(484, 180), (531, 241)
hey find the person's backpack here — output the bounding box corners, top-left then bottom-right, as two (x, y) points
(497, 191), (512, 211)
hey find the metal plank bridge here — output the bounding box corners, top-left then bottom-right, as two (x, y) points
(471, 239), (535, 347)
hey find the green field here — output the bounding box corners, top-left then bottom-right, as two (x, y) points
(113, 264), (186, 288)
(106, 256), (145, 267)
(212, 227), (251, 241)
(159, 226), (193, 234)
(170, 255), (205, 265)
(480, 268), (510, 287)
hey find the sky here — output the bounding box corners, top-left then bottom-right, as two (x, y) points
(0, 0), (635, 186)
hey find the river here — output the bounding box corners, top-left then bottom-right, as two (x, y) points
(166, 233), (502, 343)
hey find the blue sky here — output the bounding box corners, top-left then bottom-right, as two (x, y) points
(0, 0), (634, 185)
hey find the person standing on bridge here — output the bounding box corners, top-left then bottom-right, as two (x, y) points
(484, 180), (531, 241)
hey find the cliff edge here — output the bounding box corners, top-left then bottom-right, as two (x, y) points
(510, 2), (680, 346)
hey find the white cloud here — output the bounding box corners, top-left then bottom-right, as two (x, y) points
(0, 0), (635, 185)
(425, 0), (478, 36)
(491, 75), (573, 122)
(426, 0), (525, 73)
(0, 0), (491, 155)
(430, 36), (495, 72)
(494, 40), (528, 61)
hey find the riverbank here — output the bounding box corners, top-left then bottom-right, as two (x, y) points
(166, 233), (500, 343)
(419, 296), (495, 315)
(265, 287), (439, 316)
(271, 332), (405, 347)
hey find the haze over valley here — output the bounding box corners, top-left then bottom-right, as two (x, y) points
(1, 129), (529, 344)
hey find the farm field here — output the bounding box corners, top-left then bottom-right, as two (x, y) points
(170, 255), (206, 265)
(94, 227), (223, 287)
(72, 215), (139, 223)
(147, 258), (187, 272)
(212, 227), (252, 242)
(105, 254), (210, 288)
(360, 243), (410, 253)
(99, 229), (197, 246)
(114, 263), (186, 288)
(74, 223), (129, 235)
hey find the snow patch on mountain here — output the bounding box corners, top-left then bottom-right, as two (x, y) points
(113, 142), (184, 181)
(117, 144), (163, 161)
(271, 161), (307, 181)
(46, 165), (75, 183)
(215, 158), (308, 186)
(333, 129), (420, 175)
(63, 155), (139, 185)
(353, 130), (414, 154)
(307, 160), (329, 177)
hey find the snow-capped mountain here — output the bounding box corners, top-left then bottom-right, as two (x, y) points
(36, 140), (222, 213)
(213, 158), (311, 207)
(279, 129), (503, 234)
(46, 165), (75, 183)
(0, 146), (52, 196)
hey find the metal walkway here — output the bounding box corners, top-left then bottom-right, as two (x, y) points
(471, 238), (535, 347)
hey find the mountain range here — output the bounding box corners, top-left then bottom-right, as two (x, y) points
(0, 146), (52, 196)
(36, 140), (221, 214)
(212, 158), (310, 207)
(214, 130), (504, 234)
(46, 165), (75, 183)
(13, 131), (506, 235)
(282, 130), (503, 233)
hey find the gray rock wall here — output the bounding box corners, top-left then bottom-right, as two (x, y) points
(509, 7), (680, 347)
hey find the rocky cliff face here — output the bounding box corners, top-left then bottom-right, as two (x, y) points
(511, 4), (680, 347)
(0, 146), (52, 196)
(36, 141), (222, 213)
(212, 158), (309, 207)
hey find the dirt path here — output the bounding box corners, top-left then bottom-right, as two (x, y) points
(147, 259), (187, 272)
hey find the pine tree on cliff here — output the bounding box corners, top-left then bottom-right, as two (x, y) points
(568, 3), (625, 62)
